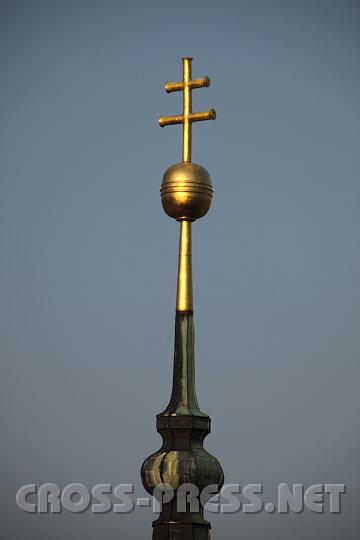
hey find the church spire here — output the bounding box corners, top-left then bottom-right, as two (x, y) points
(141, 58), (224, 540)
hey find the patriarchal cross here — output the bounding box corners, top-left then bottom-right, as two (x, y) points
(158, 57), (216, 163)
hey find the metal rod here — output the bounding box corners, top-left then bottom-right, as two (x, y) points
(176, 220), (193, 312)
(158, 114), (184, 127)
(189, 109), (216, 122)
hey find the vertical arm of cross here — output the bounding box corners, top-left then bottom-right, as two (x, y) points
(182, 57), (192, 162)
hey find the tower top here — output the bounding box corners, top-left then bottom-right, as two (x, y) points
(158, 57), (216, 163)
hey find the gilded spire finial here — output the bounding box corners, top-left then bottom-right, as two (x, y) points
(141, 58), (223, 540)
(158, 57), (216, 162)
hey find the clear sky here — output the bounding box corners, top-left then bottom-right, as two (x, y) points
(1, 1), (359, 539)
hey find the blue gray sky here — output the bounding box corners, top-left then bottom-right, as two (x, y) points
(1, 1), (359, 538)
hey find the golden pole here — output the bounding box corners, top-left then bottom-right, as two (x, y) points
(176, 220), (193, 311)
(179, 59), (192, 311)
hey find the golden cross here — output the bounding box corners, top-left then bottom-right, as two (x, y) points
(158, 57), (216, 163)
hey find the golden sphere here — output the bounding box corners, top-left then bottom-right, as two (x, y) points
(160, 162), (213, 221)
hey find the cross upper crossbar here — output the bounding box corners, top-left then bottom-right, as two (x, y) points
(158, 57), (216, 163)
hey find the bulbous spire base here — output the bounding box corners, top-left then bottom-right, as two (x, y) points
(141, 312), (224, 540)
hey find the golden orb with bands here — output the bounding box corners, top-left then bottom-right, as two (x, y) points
(160, 162), (213, 221)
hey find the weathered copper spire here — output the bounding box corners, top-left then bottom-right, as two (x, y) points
(141, 58), (224, 540)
